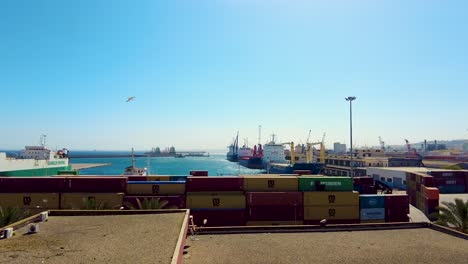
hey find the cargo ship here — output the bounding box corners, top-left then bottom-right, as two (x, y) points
(239, 144), (263, 169)
(263, 135), (325, 174)
(226, 133), (239, 162)
(0, 141), (71, 177)
(122, 148), (147, 176)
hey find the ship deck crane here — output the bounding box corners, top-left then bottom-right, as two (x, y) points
(280, 142), (296, 165)
(306, 141), (325, 164)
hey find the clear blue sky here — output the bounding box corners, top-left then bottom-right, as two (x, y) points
(1, 0), (467, 150)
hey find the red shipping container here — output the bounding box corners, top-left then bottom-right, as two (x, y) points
(422, 186), (439, 200)
(421, 176), (435, 187)
(385, 207), (409, 219)
(0, 177), (66, 193)
(353, 177), (374, 186)
(126, 176), (147, 181)
(65, 177), (127, 193)
(246, 192), (302, 207)
(190, 171), (208, 176)
(385, 215), (409, 223)
(359, 185), (377, 194)
(424, 198), (439, 210)
(190, 209), (246, 227)
(385, 194), (409, 207)
(434, 177), (465, 186)
(430, 171), (465, 178)
(186, 177), (243, 192)
(292, 170), (311, 175)
(304, 219), (360, 225)
(247, 206), (303, 221)
(123, 195), (185, 209)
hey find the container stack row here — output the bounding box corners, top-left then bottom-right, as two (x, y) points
(0, 177), (126, 213)
(245, 176), (302, 225)
(352, 177), (377, 194)
(406, 172), (439, 219)
(0, 175), (411, 226)
(426, 170), (466, 194)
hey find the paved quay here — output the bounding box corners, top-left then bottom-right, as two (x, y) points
(183, 228), (468, 264)
(0, 213), (185, 264)
(70, 163), (111, 170)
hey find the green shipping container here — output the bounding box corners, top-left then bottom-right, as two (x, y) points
(299, 176), (353, 192)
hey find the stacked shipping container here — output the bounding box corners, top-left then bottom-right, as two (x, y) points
(125, 180), (186, 209)
(353, 177), (377, 194)
(185, 177), (246, 226)
(359, 195), (385, 223)
(0, 177), (126, 210)
(299, 176), (359, 224)
(244, 176), (303, 225)
(406, 172), (439, 220)
(427, 171), (466, 194)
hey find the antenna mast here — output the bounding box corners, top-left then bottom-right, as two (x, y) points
(258, 125), (262, 145)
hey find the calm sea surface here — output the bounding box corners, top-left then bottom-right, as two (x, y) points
(71, 154), (263, 176)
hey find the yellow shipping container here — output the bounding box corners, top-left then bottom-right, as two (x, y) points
(304, 206), (359, 220)
(0, 193), (60, 209)
(186, 192), (245, 209)
(303, 191), (359, 206)
(246, 221), (304, 226)
(243, 176), (298, 192)
(60, 193), (124, 209)
(146, 175), (171, 181)
(126, 183), (185, 195)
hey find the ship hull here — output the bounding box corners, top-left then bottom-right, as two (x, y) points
(226, 154), (238, 162)
(268, 162), (324, 175)
(239, 157), (263, 169)
(0, 165), (71, 177)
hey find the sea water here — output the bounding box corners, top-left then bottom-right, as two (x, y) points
(71, 154), (263, 176)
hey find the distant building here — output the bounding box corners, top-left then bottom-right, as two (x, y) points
(333, 142), (346, 154)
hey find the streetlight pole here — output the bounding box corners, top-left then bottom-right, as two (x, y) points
(345, 96), (356, 177)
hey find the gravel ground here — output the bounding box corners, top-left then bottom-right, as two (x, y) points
(0, 213), (185, 264)
(183, 228), (468, 264)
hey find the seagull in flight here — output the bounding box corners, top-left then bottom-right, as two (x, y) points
(126, 97), (135, 102)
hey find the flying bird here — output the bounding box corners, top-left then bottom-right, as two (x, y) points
(126, 97), (135, 102)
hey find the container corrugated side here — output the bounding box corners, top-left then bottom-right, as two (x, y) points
(360, 208), (385, 220)
(0, 177), (66, 193)
(186, 177), (243, 192)
(246, 221), (304, 226)
(243, 176), (298, 192)
(303, 191), (359, 206)
(246, 192), (302, 206)
(186, 192), (246, 209)
(0, 193), (60, 209)
(126, 181), (185, 195)
(298, 176), (353, 191)
(247, 206), (303, 221)
(190, 209), (246, 226)
(60, 193), (124, 209)
(359, 195), (385, 209)
(123, 195), (185, 209)
(304, 206), (359, 220)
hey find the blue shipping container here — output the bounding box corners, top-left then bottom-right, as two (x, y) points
(359, 195), (385, 209)
(438, 185), (465, 194)
(360, 208), (385, 220)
